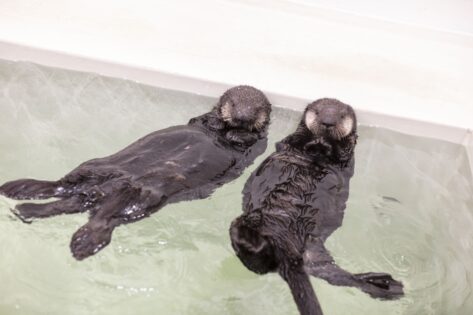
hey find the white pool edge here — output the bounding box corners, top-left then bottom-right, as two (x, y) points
(1, 40), (472, 176)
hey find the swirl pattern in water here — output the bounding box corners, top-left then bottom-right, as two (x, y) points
(0, 60), (472, 315)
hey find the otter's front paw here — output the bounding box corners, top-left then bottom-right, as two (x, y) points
(275, 142), (289, 151)
(207, 116), (225, 131)
(354, 272), (404, 300)
(226, 130), (257, 146)
(304, 140), (332, 156)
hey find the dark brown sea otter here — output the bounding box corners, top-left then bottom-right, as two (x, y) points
(230, 99), (404, 315)
(0, 85), (271, 260)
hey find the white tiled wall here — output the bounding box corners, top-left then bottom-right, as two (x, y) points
(293, 0), (473, 34)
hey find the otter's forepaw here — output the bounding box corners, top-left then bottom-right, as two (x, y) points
(304, 140), (332, 156)
(354, 272), (404, 300)
(70, 223), (113, 260)
(226, 130), (257, 146)
(207, 116), (226, 131)
(275, 142), (289, 152)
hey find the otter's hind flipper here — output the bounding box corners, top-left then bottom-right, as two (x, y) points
(70, 217), (116, 260)
(70, 184), (164, 260)
(352, 272), (404, 300)
(303, 236), (404, 300)
(0, 179), (59, 200)
(12, 195), (85, 223)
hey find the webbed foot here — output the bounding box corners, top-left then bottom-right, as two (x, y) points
(69, 183), (161, 260)
(11, 196), (85, 223)
(304, 238), (404, 301)
(354, 272), (404, 300)
(0, 179), (59, 200)
(70, 220), (115, 260)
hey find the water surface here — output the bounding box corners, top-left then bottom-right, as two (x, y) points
(0, 60), (472, 315)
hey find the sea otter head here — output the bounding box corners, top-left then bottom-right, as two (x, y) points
(287, 98), (357, 163)
(216, 85), (271, 132)
(303, 98), (357, 142)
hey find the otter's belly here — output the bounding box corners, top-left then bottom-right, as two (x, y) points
(311, 171), (350, 237)
(271, 169), (349, 237)
(151, 141), (236, 188)
(65, 126), (237, 192)
(121, 127), (235, 182)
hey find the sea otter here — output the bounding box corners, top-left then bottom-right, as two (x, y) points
(230, 99), (404, 315)
(0, 85), (272, 260)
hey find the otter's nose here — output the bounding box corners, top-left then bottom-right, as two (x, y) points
(320, 116), (337, 127)
(320, 107), (338, 127)
(235, 106), (255, 122)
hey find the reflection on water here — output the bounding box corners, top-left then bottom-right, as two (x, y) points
(0, 60), (472, 315)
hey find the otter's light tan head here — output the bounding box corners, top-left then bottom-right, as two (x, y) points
(217, 85), (271, 132)
(304, 98), (356, 141)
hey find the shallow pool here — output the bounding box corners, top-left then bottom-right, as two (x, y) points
(0, 60), (472, 315)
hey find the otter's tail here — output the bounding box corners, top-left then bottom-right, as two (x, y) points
(281, 265), (324, 315)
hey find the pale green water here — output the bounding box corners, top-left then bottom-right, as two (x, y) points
(0, 60), (472, 315)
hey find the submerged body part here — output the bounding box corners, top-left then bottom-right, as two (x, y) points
(0, 85), (272, 260)
(230, 99), (404, 315)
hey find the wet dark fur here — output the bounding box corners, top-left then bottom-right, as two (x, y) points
(230, 99), (404, 315)
(0, 85), (271, 260)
